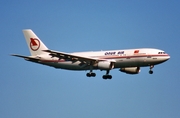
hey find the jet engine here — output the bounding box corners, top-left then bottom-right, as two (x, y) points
(120, 67), (140, 74)
(97, 61), (114, 70)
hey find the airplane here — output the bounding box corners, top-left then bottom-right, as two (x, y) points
(12, 29), (170, 79)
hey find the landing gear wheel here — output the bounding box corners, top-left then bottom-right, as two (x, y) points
(86, 73), (96, 77)
(91, 73), (96, 77)
(102, 75), (112, 79)
(102, 70), (112, 79)
(86, 73), (91, 77)
(149, 70), (153, 74)
(149, 65), (154, 74)
(108, 75), (112, 79)
(103, 75), (108, 79)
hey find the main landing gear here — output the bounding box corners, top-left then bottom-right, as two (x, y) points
(149, 65), (154, 74)
(86, 71), (112, 79)
(86, 69), (112, 79)
(86, 65), (96, 77)
(102, 70), (112, 79)
(86, 72), (96, 77)
(102, 75), (112, 79)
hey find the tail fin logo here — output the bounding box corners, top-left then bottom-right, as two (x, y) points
(30, 38), (40, 51)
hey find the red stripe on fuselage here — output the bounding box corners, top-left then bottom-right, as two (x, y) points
(100, 54), (169, 59)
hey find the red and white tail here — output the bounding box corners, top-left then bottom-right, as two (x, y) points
(23, 29), (48, 56)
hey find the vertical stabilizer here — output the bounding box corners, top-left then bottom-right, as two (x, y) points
(23, 29), (48, 56)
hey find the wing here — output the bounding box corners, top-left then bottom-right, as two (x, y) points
(43, 50), (106, 63)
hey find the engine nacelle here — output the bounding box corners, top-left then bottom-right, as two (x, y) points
(120, 67), (140, 74)
(97, 61), (114, 70)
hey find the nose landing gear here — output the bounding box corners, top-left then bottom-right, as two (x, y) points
(149, 65), (154, 74)
(149, 70), (153, 74)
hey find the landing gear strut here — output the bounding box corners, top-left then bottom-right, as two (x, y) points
(86, 65), (96, 77)
(102, 70), (112, 79)
(149, 65), (154, 74)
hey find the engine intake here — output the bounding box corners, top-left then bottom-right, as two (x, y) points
(120, 67), (140, 74)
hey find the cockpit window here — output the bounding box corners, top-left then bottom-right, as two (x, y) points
(158, 52), (166, 54)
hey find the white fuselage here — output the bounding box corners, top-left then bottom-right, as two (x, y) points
(37, 48), (170, 71)
(12, 29), (171, 78)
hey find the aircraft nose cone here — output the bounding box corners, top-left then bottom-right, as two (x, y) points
(166, 54), (170, 60)
(164, 54), (170, 62)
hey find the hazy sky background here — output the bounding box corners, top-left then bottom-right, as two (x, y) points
(1, 0), (180, 118)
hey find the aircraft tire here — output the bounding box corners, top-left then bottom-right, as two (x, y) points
(102, 75), (112, 79)
(91, 73), (96, 77)
(108, 75), (112, 79)
(149, 70), (153, 74)
(86, 73), (91, 77)
(103, 75), (107, 79)
(86, 73), (96, 77)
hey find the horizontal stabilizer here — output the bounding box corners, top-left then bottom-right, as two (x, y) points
(11, 54), (39, 61)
